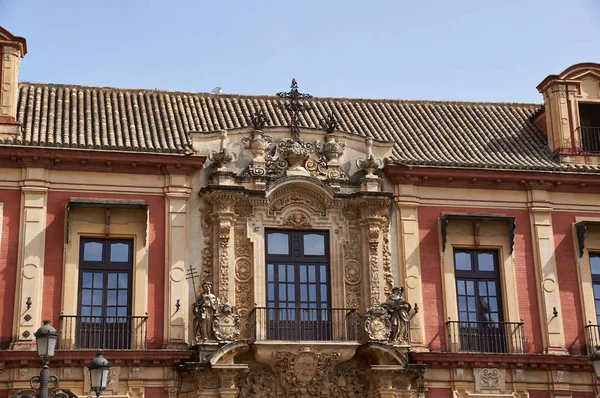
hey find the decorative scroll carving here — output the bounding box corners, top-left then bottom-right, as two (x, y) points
(282, 212), (312, 228)
(236, 283), (251, 307)
(238, 366), (277, 398)
(342, 205), (360, 221)
(275, 348), (340, 396)
(330, 366), (367, 397)
(270, 194), (325, 216)
(479, 368), (500, 388)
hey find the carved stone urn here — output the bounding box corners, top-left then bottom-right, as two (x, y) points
(248, 129), (270, 162)
(356, 138), (384, 178)
(277, 139), (315, 175)
(318, 134), (346, 165)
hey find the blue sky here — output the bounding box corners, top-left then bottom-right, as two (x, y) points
(1, 0), (599, 103)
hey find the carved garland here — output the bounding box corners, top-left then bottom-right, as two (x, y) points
(382, 215), (394, 295)
(219, 223), (231, 303)
(200, 208), (213, 284)
(368, 223), (381, 305)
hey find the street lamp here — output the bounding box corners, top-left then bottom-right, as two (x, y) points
(88, 353), (110, 398)
(590, 345), (600, 380)
(11, 321), (111, 398)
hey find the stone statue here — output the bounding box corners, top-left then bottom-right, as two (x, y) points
(193, 282), (219, 341)
(364, 286), (418, 344)
(382, 286), (412, 344)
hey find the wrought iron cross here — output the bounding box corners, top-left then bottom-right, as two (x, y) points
(186, 264), (200, 299)
(277, 79), (313, 141)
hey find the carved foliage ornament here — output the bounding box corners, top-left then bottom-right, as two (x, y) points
(282, 212), (312, 228)
(479, 368), (500, 389)
(238, 366), (277, 398)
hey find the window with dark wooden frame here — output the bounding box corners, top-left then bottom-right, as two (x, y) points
(454, 249), (505, 352)
(590, 253), (600, 326)
(265, 229), (330, 340)
(77, 238), (133, 349)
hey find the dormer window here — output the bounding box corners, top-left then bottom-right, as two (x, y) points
(579, 103), (600, 152)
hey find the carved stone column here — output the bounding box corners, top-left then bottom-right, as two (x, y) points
(13, 166), (49, 348)
(165, 173), (192, 346)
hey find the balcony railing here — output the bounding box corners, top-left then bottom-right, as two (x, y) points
(578, 126), (600, 153)
(59, 315), (148, 350)
(446, 320), (525, 353)
(250, 307), (360, 341)
(585, 324), (600, 355)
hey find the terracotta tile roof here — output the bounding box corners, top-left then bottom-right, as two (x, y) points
(4, 82), (591, 173)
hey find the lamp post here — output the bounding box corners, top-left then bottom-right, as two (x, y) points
(11, 321), (111, 398)
(590, 345), (600, 381)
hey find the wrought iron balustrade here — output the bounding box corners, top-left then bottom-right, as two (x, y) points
(59, 315), (148, 350)
(578, 126), (600, 153)
(250, 307), (360, 341)
(446, 320), (525, 353)
(585, 324), (600, 355)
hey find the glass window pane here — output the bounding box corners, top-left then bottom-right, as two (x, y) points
(454, 251), (471, 271)
(321, 285), (328, 301)
(118, 290), (128, 306)
(467, 297), (476, 311)
(279, 285), (286, 301)
(93, 273), (103, 288)
(267, 233), (289, 255)
(478, 281), (487, 296)
(118, 273), (128, 288)
(487, 282), (496, 296)
(82, 272), (93, 288)
(108, 273), (117, 289)
(107, 291), (117, 306)
(489, 297), (498, 312)
(300, 265), (306, 282)
(81, 307), (91, 316)
(117, 307), (127, 316)
(110, 243), (129, 262)
(456, 280), (465, 295)
(106, 307), (116, 317)
(92, 307), (102, 316)
(287, 265), (294, 282)
(82, 290), (92, 305)
(478, 252), (495, 271)
(308, 266), (316, 283)
(466, 281), (474, 295)
(459, 312), (468, 322)
(320, 266), (327, 282)
(304, 234), (325, 256)
(594, 284), (600, 299)
(592, 255), (600, 275)
(458, 296), (467, 311)
(92, 290), (103, 305)
(279, 264), (286, 281)
(288, 285), (295, 301)
(266, 284), (274, 301)
(267, 264), (274, 282)
(300, 285), (307, 301)
(480, 297), (489, 312)
(309, 285), (316, 301)
(83, 241), (103, 262)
